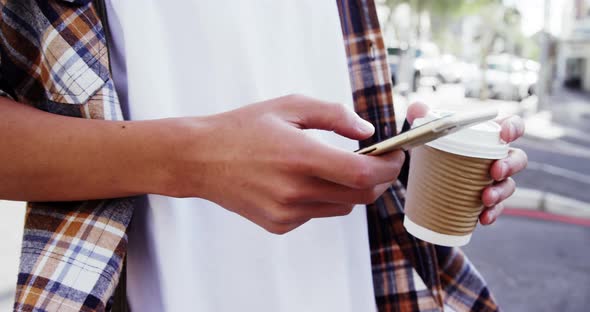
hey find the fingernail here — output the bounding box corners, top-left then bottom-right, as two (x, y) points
(488, 214), (497, 225)
(499, 162), (508, 180)
(490, 190), (500, 206)
(357, 119), (375, 135)
(509, 122), (516, 140)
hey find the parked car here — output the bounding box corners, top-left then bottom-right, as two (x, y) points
(387, 42), (442, 91)
(387, 46), (403, 86)
(464, 54), (538, 101)
(437, 54), (469, 84)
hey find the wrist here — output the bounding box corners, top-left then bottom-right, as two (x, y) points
(141, 116), (215, 198)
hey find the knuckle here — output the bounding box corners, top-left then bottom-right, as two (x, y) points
(335, 205), (354, 216)
(507, 149), (528, 172)
(506, 177), (516, 190)
(370, 188), (383, 202)
(266, 224), (290, 235)
(369, 187), (384, 203)
(279, 94), (309, 111)
(388, 152), (406, 176)
(282, 154), (311, 174)
(352, 161), (373, 188)
(395, 151), (406, 165)
(334, 102), (348, 113)
(513, 116), (525, 135)
(325, 102), (348, 119)
(518, 148), (529, 166)
(284, 93), (305, 102)
(276, 184), (303, 204)
(268, 206), (297, 224)
(359, 190), (378, 204)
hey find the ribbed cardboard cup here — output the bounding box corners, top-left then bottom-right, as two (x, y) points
(403, 111), (508, 247)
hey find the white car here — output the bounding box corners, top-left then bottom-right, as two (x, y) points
(437, 54), (467, 84)
(464, 54), (538, 101)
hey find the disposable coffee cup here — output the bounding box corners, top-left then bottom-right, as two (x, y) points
(403, 111), (509, 247)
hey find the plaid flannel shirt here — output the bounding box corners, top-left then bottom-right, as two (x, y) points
(0, 0), (500, 311)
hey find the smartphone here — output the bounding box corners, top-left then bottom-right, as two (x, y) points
(355, 108), (498, 156)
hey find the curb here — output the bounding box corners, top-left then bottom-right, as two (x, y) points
(503, 208), (590, 227)
(505, 188), (590, 219)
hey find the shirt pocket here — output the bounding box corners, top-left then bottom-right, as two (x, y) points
(39, 8), (110, 105)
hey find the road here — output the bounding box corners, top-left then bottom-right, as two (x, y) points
(399, 84), (590, 204)
(463, 215), (590, 312)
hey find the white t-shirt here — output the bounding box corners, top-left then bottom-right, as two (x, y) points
(106, 1), (376, 311)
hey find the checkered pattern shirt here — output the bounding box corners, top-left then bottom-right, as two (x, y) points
(0, 0), (499, 311)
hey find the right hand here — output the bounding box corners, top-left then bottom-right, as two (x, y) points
(165, 94), (405, 234)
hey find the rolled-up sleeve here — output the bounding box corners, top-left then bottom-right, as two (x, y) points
(0, 52), (15, 100)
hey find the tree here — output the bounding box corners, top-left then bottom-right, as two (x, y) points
(472, 4), (522, 99)
(383, 0), (467, 43)
(381, 0), (523, 99)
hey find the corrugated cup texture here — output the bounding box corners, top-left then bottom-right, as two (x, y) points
(405, 145), (494, 236)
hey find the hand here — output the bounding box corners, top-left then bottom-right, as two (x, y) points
(166, 94), (405, 234)
(405, 103), (528, 225)
(480, 114), (527, 225)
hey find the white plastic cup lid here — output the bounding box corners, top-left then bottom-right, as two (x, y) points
(413, 110), (509, 159)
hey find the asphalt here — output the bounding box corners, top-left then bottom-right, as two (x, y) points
(463, 215), (590, 312)
(513, 88), (590, 204)
(549, 88), (590, 134)
(512, 137), (590, 203)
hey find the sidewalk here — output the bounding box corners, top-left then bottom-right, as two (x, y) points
(505, 187), (590, 219)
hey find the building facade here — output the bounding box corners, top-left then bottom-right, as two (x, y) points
(557, 0), (590, 92)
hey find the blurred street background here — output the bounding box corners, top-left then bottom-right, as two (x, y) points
(376, 0), (590, 310)
(2, 0), (590, 311)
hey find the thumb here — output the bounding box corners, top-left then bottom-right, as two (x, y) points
(406, 102), (429, 125)
(279, 95), (375, 140)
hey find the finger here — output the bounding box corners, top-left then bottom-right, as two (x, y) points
(406, 102), (429, 125)
(479, 203), (505, 225)
(498, 115), (525, 143)
(238, 207), (308, 235)
(294, 177), (393, 205)
(277, 94), (375, 140)
(489, 148), (528, 181)
(295, 202), (355, 220)
(482, 178), (516, 207)
(268, 202), (354, 224)
(266, 221), (308, 235)
(307, 146), (406, 189)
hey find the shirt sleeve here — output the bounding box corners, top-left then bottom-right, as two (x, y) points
(0, 52), (15, 100)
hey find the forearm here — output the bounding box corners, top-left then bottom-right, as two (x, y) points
(0, 97), (180, 201)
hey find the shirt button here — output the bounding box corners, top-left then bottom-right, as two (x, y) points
(369, 40), (377, 61)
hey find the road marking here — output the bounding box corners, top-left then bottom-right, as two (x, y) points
(517, 137), (590, 159)
(564, 127), (590, 144)
(527, 161), (590, 185)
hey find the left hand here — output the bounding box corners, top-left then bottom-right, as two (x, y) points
(406, 102), (528, 225)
